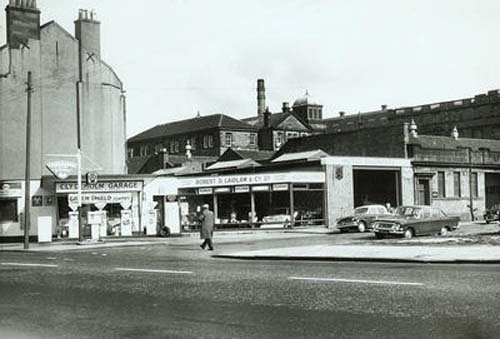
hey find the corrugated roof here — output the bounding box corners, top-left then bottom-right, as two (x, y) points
(129, 114), (257, 143)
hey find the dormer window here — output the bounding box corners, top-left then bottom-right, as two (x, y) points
(225, 132), (233, 147)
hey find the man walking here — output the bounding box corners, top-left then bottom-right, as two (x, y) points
(199, 204), (215, 250)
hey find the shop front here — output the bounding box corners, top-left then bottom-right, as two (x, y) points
(177, 171), (325, 230)
(54, 178), (144, 239)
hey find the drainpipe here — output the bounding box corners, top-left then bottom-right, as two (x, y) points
(0, 48), (13, 78)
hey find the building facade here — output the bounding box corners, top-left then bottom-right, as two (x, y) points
(0, 1), (126, 239)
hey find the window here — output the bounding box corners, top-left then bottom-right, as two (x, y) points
(169, 141), (175, 154)
(471, 172), (478, 198)
(140, 145), (148, 157)
(203, 135), (214, 149)
(276, 132), (284, 146)
(437, 172), (445, 198)
(127, 148), (134, 158)
(174, 141), (180, 153)
(453, 172), (461, 197)
(225, 133), (233, 147)
(249, 134), (256, 146)
(0, 199), (18, 223)
(190, 137), (197, 150)
(154, 143), (164, 153)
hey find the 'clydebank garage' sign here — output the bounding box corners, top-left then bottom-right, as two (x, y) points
(56, 180), (143, 193)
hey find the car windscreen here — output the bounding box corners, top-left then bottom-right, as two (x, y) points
(395, 207), (421, 217)
(354, 207), (369, 214)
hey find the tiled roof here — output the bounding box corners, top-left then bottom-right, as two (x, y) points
(242, 112), (307, 129)
(217, 148), (275, 162)
(126, 156), (153, 174)
(128, 114), (257, 143)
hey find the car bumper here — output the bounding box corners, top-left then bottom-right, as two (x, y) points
(374, 229), (404, 236)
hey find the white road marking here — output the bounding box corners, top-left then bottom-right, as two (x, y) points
(1, 263), (59, 268)
(289, 276), (424, 286)
(115, 268), (193, 275)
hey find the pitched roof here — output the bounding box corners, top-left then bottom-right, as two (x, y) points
(128, 114), (257, 143)
(272, 150), (329, 163)
(205, 159), (261, 171)
(242, 112), (310, 130)
(219, 148), (275, 162)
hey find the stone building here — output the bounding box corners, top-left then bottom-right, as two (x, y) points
(325, 89), (500, 140)
(242, 80), (326, 151)
(0, 1), (126, 239)
(127, 114), (259, 173)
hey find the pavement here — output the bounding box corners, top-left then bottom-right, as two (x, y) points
(2, 222), (500, 263)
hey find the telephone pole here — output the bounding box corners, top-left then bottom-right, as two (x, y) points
(24, 71), (33, 249)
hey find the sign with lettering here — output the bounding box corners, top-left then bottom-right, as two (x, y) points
(46, 161), (77, 180)
(234, 186), (250, 193)
(56, 181), (143, 193)
(68, 193), (132, 207)
(272, 184), (289, 191)
(178, 172), (324, 188)
(0, 182), (22, 197)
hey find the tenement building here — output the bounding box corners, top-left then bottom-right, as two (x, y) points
(0, 1), (126, 240)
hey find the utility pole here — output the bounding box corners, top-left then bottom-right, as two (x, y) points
(468, 148), (475, 221)
(24, 71), (33, 249)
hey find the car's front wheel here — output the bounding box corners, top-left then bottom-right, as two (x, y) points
(403, 229), (413, 239)
(358, 221), (367, 233)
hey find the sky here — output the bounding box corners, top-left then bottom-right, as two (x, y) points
(1, 0), (500, 138)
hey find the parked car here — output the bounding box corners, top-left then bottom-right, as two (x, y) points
(261, 208), (297, 228)
(336, 205), (392, 233)
(372, 205), (460, 239)
(484, 206), (500, 224)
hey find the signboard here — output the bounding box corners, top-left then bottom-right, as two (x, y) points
(37, 216), (52, 243)
(56, 180), (143, 193)
(234, 186), (250, 193)
(252, 185), (270, 192)
(214, 187), (231, 193)
(0, 182), (22, 198)
(272, 184), (289, 191)
(32, 195), (43, 207)
(121, 210), (132, 236)
(68, 212), (79, 239)
(68, 193), (132, 207)
(46, 161), (77, 180)
(198, 188), (213, 195)
(179, 171), (325, 188)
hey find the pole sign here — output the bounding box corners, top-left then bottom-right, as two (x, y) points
(46, 161), (77, 180)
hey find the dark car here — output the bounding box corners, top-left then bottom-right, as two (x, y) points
(484, 206), (500, 224)
(372, 205), (460, 239)
(336, 205), (391, 233)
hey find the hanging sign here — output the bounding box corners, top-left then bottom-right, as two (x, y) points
(46, 161), (77, 180)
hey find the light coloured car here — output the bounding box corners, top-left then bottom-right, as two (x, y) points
(261, 208), (297, 228)
(336, 205), (391, 233)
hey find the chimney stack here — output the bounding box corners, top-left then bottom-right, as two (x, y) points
(263, 107), (271, 128)
(6, 0), (40, 49)
(282, 102), (290, 113)
(257, 79), (266, 116)
(75, 8), (101, 60)
(381, 105), (388, 111)
(339, 111), (346, 117)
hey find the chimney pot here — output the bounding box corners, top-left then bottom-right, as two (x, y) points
(282, 102), (290, 113)
(339, 111), (345, 117)
(381, 105), (388, 111)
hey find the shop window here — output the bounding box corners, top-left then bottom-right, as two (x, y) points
(225, 133), (233, 147)
(140, 145), (148, 157)
(453, 172), (461, 197)
(437, 172), (445, 198)
(0, 199), (18, 223)
(471, 172), (478, 198)
(190, 137), (197, 150)
(249, 134), (256, 146)
(174, 140), (180, 153)
(154, 143), (164, 153)
(127, 148), (134, 158)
